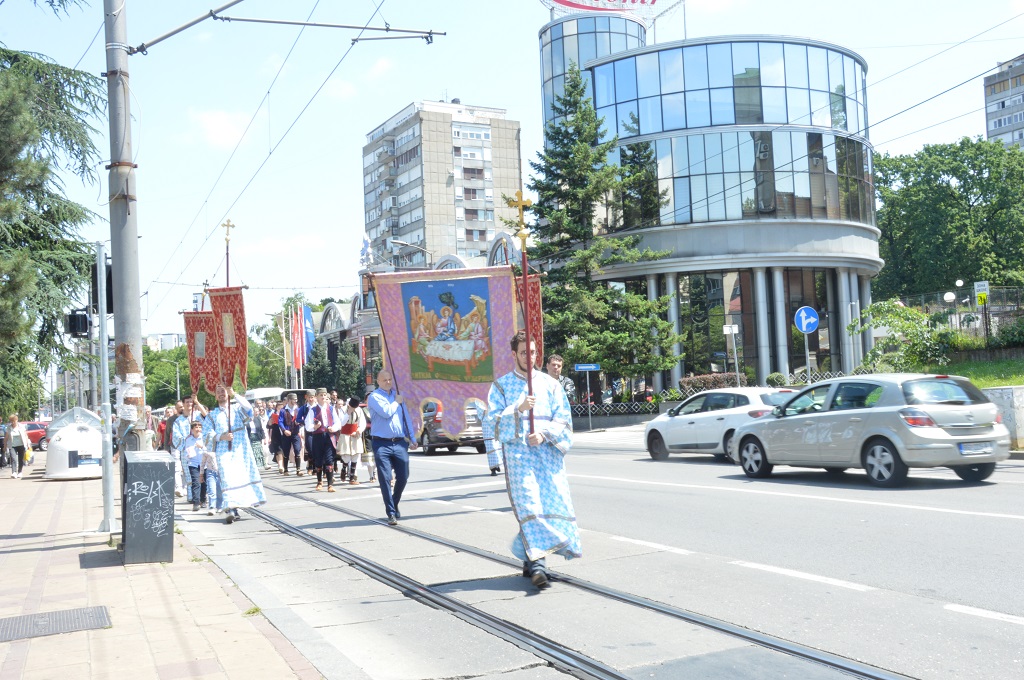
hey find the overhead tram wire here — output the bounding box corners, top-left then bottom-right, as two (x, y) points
(873, 106), (986, 146)
(144, 0), (325, 296)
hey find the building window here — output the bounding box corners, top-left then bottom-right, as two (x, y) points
(465, 208), (479, 220)
(454, 147), (462, 157)
(464, 167), (484, 181)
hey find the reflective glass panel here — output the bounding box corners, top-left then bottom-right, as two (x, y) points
(854, 62), (864, 102)
(790, 131), (809, 174)
(810, 90), (831, 127)
(611, 32), (627, 54)
(563, 19), (577, 35)
(553, 74), (565, 105)
(784, 43), (808, 88)
(595, 63), (615, 108)
(596, 17), (609, 31)
(739, 134), (755, 171)
(724, 172), (743, 220)
(636, 52), (661, 98)
(542, 42), (552, 81)
(552, 39), (564, 76)
(830, 93), (847, 130)
(794, 172), (811, 218)
(707, 173), (726, 221)
(543, 81), (553, 121)
(541, 28), (550, 46)
(684, 45), (709, 90)
(807, 47), (828, 91)
(828, 50), (845, 96)
(563, 35), (579, 70)
(639, 96), (663, 134)
(772, 130), (793, 172)
(659, 48), (685, 92)
(659, 178), (675, 222)
(551, 23), (563, 40)
(732, 42), (760, 86)
(710, 88), (735, 125)
(686, 90), (711, 128)
(848, 97), (860, 135)
(775, 171), (795, 218)
(626, 36), (640, 51)
(657, 139), (672, 178)
(707, 43), (733, 88)
(663, 92), (686, 130)
(721, 132), (740, 172)
(690, 175), (708, 222)
(582, 71), (593, 105)
(597, 105), (616, 142)
(578, 17), (595, 32)
(759, 43), (786, 86)
(672, 136), (688, 176)
(596, 32), (611, 58)
(822, 133), (837, 175)
(787, 88), (811, 125)
(615, 58), (637, 102)
(579, 33), (597, 65)
(627, 19), (640, 37)
(740, 171), (756, 215)
(705, 133), (723, 174)
(844, 56), (857, 100)
(762, 87), (787, 123)
(673, 177), (691, 222)
(734, 87), (762, 124)
(688, 135), (706, 175)
(617, 101), (639, 137)
(611, 17), (626, 33)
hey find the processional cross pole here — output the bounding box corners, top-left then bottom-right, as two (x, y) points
(221, 218), (235, 448)
(506, 190), (535, 434)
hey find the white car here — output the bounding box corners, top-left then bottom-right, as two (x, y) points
(645, 387), (794, 461)
(728, 374), (1011, 487)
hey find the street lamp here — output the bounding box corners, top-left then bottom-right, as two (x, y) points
(390, 239), (434, 267)
(158, 359), (180, 401)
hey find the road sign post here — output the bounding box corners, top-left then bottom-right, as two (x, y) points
(574, 363), (600, 432)
(794, 307), (819, 385)
(974, 282), (990, 346)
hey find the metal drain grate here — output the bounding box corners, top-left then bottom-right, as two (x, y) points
(0, 606), (111, 642)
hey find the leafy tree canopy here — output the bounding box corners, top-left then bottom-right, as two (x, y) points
(847, 299), (947, 372)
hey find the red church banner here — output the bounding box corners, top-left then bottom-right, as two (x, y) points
(207, 286), (249, 389)
(515, 274), (544, 369)
(183, 310), (220, 395)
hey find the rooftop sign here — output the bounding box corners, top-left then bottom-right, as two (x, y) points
(539, 0), (681, 22)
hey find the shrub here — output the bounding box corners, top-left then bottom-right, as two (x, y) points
(679, 373), (746, 394)
(937, 329), (987, 352)
(995, 315), (1024, 348)
(765, 372), (786, 387)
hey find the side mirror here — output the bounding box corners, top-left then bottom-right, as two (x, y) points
(772, 405), (783, 417)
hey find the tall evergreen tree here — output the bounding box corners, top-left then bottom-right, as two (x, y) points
(525, 64), (682, 386)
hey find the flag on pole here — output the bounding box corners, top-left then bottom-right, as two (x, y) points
(291, 307), (303, 369)
(302, 305), (315, 364)
(207, 286), (248, 389)
(183, 310), (220, 395)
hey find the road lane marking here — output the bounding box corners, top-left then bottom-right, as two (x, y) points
(944, 604), (1024, 626)
(610, 536), (693, 555)
(569, 474), (1024, 521)
(730, 561), (875, 592)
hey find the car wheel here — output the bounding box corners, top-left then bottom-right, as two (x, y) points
(716, 431), (735, 463)
(475, 442), (486, 454)
(420, 433), (436, 456)
(647, 431), (669, 461)
(447, 444), (459, 453)
(739, 437), (773, 478)
(862, 438), (908, 487)
(824, 467), (848, 475)
(951, 462), (996, 483)
(39, 439), (48, 452)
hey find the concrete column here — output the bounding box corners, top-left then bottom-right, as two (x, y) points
(836, 267), (852, 373)
(848, 270), (862, 367)
(665, 272), (682, 388)
(859, 275), (874, 355)
(646, 274), (664, 392)
(753, 267), (770, 385)
(771, 268), (789, 381)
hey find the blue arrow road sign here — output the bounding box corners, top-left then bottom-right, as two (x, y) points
(795, 306), (819, 334)
(574, 363), (600, 372)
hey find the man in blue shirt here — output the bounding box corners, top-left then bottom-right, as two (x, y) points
(366, 370), (418, 525)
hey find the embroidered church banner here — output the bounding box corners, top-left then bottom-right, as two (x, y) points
(208, 286), (248, 389)
(516, 274), (544, 370)
(183, 311), (220, 395)
(372, 266), (538, 439)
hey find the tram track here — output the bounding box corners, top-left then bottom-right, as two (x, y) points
(256, 482), (915, 680)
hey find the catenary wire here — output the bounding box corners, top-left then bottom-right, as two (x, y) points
(72, 21), (104, 70)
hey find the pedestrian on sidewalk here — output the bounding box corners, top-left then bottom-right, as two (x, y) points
(207, 385), (266, 524)
(183, 421), (207, 512)
(174, 395), (208, 504)
(4, 414), (29, 479)
(367, 370), (418, 525)
(483, 330), (580, 590)
(338, 397), (367, 485)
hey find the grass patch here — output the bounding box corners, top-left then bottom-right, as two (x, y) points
(174, 525), (183, 535)
(931, 359), (1024, 388)
(190, 556), (205, 562)
(243, 606), (261, 617)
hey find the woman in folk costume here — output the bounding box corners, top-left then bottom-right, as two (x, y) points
(337, 397), (367, 485)
(247, 404), (267, 469)
(206, 385), (267, 524)
(483, 330), (580, 590)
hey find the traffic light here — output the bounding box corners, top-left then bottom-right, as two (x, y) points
(90, 260), (114, 315)
(64, 310), (90, 337)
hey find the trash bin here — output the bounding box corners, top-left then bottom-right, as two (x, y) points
(120, 451), (176, 564)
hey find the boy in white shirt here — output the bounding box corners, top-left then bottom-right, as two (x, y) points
(183, 422), (207, 512)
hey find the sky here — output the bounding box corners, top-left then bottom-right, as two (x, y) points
(4, 0), (1024, 338)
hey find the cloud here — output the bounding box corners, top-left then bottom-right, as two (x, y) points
(367, 57), (393, 79)
(186, 109), (251, 150)
(325, 79), (357, 101)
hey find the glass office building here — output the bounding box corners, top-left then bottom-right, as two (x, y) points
(539, 15), (882, 387)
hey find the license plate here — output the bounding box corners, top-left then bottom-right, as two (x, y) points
(959, 442), (993, 455)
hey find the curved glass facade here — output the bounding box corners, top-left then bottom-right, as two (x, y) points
(539, 15), (647, 125)
(591, 40), (867, 139)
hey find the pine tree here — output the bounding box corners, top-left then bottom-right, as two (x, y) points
(525, 64), (682, 387)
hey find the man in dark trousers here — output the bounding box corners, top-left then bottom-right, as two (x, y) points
(366, 370), (418, 525)
(296, 389), (316, 477)
(277, 393), (303, 475)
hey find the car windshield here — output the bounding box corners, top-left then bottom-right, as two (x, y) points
(760, 393), (792, 406)
(902, 378), (987, 406)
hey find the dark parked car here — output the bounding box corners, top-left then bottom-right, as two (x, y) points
(420, 401), (486, 455)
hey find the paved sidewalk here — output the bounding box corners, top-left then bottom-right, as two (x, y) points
(0, 452), (322, 680)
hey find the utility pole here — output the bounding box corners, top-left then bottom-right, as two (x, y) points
(103, 0), (146, 448)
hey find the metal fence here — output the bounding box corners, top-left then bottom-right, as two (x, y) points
(899, 286), (1024, 338)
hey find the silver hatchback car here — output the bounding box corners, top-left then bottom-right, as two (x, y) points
(728, 374), (1011, 487)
